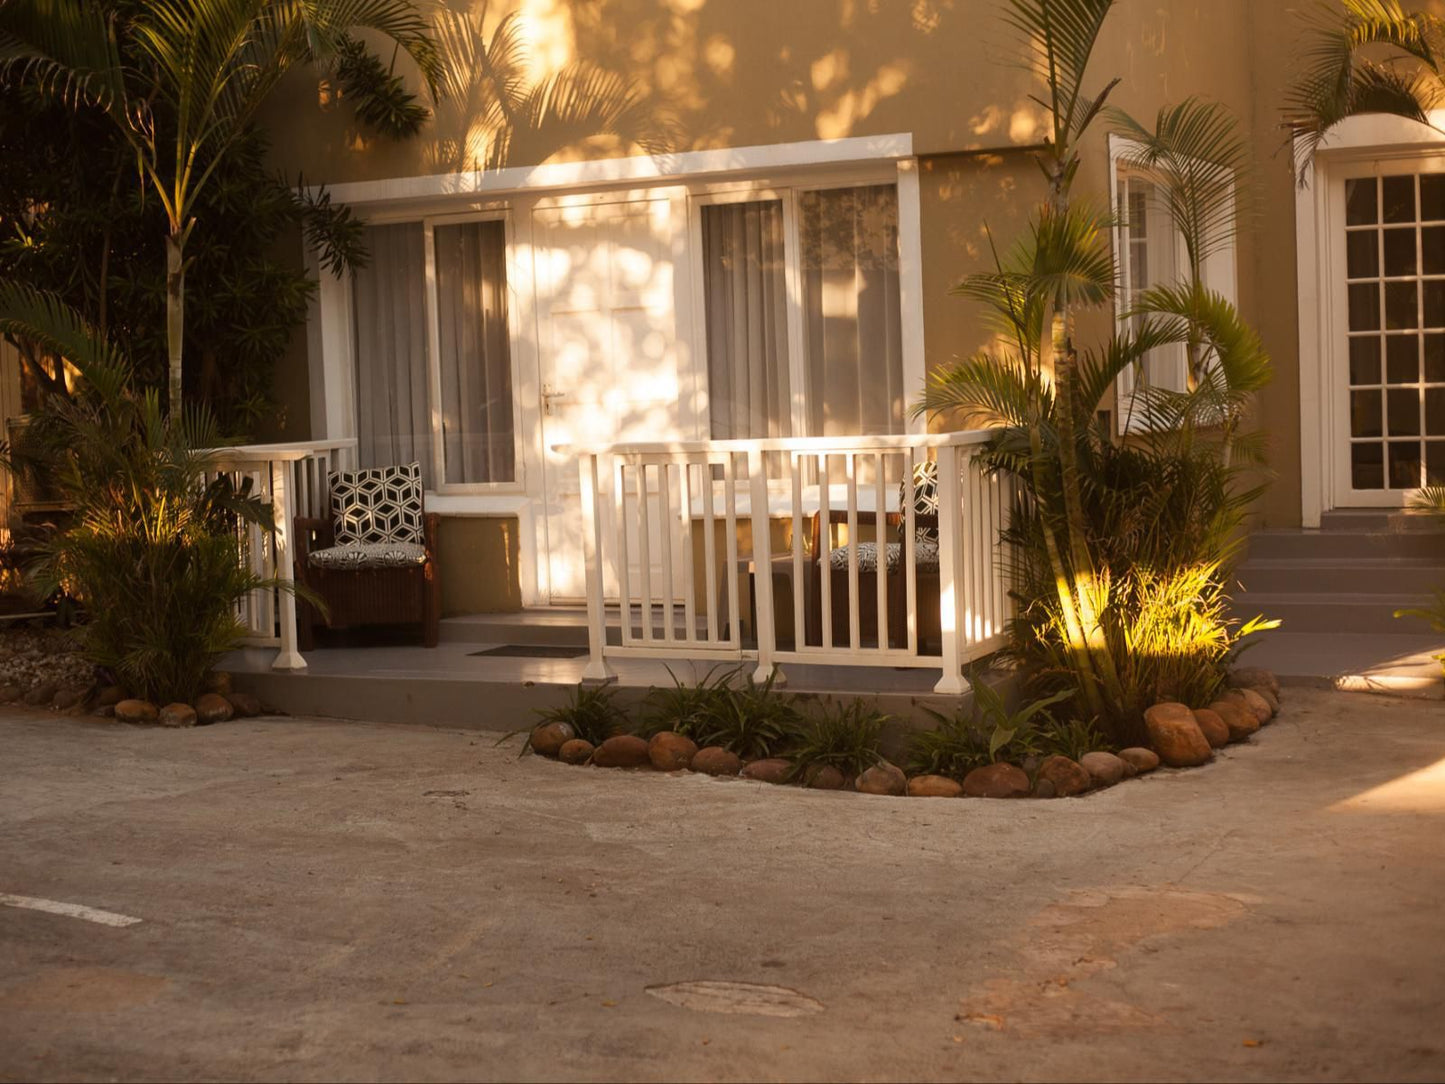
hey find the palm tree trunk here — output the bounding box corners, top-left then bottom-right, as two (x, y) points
(165, 231), (185, 417)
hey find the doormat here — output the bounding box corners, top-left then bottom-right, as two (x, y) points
(470, 644), (588, 659)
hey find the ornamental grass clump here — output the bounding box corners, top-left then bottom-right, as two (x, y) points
(908, 681), (1073, 781)
(529, 683), (629, 748)
(637, 664), (741, 738)
(0, 283), (288, 705)
(689, 670), (801, 760)
(787, 699), (888, 780)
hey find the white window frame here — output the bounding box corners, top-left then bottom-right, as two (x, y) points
(1296, 113), (1445, 524)
(1107, 134), (1239, 435)
(346, 205), (527, 497)
(686, 163), (927, 443)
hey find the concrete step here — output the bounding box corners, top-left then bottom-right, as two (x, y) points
(1234, 558), (1445, 595)
(1246, 528), (1445, 562)
(1233, 592), (1440, 635)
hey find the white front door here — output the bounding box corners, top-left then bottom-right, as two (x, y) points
(531, 191), (687, 603)
(1333, 161), (1445, 507)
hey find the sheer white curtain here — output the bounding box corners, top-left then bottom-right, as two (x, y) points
(799, 185), (905, 436)
(351, 223), (434, 485)
(701, 200), (791, 439)
(434, 220), (515, 484)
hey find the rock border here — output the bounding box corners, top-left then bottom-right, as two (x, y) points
(523, 669), (1281, 801)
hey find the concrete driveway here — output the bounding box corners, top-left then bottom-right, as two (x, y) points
(1, 688), (1443, 1083)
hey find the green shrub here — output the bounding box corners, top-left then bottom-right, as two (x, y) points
(0, 284), (289, 705)
(690, 669), (801, 760)
(637, 664), (741, 738)
(1035, 716), (1111, 761)
(531, 683), (630, 747)
(788, 699), (887, 779)
(908, 681), (1072, 780)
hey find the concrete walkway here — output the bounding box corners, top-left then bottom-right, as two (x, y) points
(1, 689), (1443, 1082)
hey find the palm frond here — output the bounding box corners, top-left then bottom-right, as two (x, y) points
(1109, 98), (1250, 270)
(1002, 0), (1117, 147)
(1284, 0), (1445, 169)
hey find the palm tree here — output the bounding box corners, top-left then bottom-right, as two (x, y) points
(918, 0), (1273, 738)
(1284, 0), (1444, 171)
(0, 0), (442, 417)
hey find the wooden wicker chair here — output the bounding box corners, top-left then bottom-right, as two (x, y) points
(292, 461), (441, 651)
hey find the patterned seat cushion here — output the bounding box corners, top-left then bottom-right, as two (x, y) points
(309, 542), (428, 571)
(827, 539), (940, 574)
(898, 459), (940, 545)
(330, 462), (424, 545)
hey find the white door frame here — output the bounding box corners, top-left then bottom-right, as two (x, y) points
(1297, 112), (1445, 526)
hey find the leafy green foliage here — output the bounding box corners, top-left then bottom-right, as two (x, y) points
(531, 683), (630, 748)
(0, 81), (361, 433)
(689, 670), (802, 760)
(0, 283), (287, 703)
(333, 31), (430, 139)
(1034, 715), (1110, 761)
(787, 700), (887, 779)
(637, 665), (742, 739)
(908, 683), (1073, 780)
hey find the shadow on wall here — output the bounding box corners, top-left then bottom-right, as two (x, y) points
(263, 0), (1062, 183)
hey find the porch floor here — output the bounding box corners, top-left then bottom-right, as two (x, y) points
(224, 610), (973, 731)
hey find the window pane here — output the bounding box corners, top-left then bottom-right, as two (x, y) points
(1385, 281), (1418, 328)
(1349, 283), (1381, 331)
(1350, 337), (1381, 385)
(351, 222), (434, 486)
(1424, 227), (1445, 274)
(1386, 335), (1419, 384)
(799, 185), (905, 436)
(1347, 230), (1379, 278)
(1389, 440), (1422, 487)
(1428, 334), (1445, 383)
(1351, 389), (1382, 437)
(1429, 389), (1445, 435)
(701, 200), (790, 439)
(1426, 280), (1445, 328)
(1428, 441), (1445, 483)
(1347, 178), (1378, 225)
(1352, 442), (1384, 489)
(1388, 387), (1421, 435)
(1384, 228), (1418, 276)
(434, 220), (515, 485)
(1423, 174), (1445, 221)
(1384, 175), (1416, 223)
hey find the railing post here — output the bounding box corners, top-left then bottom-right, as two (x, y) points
(933, 444), (970, 695)
(270, 457), (307, 671)
(746, 447), (779, 685)
(579, 451), (616, 684)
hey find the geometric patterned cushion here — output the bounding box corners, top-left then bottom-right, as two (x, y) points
(308, 541), (428, 571)
(897, 459), (940, 545)
(827, 539), (940, 574)
(329, 462), (424, 545)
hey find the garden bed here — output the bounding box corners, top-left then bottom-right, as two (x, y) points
(519, 667), (1284, 800)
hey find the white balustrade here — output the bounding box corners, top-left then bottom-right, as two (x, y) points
(203, 439), (358, 670)
(576, 432), (1013, 694)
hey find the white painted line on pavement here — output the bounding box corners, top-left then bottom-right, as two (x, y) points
(0, 893), (143, 927)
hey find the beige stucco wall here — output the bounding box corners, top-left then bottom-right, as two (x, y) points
(436, 516), (523, 614)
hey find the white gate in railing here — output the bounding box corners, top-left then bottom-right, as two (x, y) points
(575, 431), (1014, 694)
(204, 439), (358, 670)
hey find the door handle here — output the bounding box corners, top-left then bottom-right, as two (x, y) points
(541, 384), (568, 416)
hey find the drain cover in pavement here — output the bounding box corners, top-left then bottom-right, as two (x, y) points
(645, 981), (824, 1017)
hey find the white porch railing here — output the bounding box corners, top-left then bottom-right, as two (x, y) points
(204, 439), (358, 670)
(575, 431), (1014, 695)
